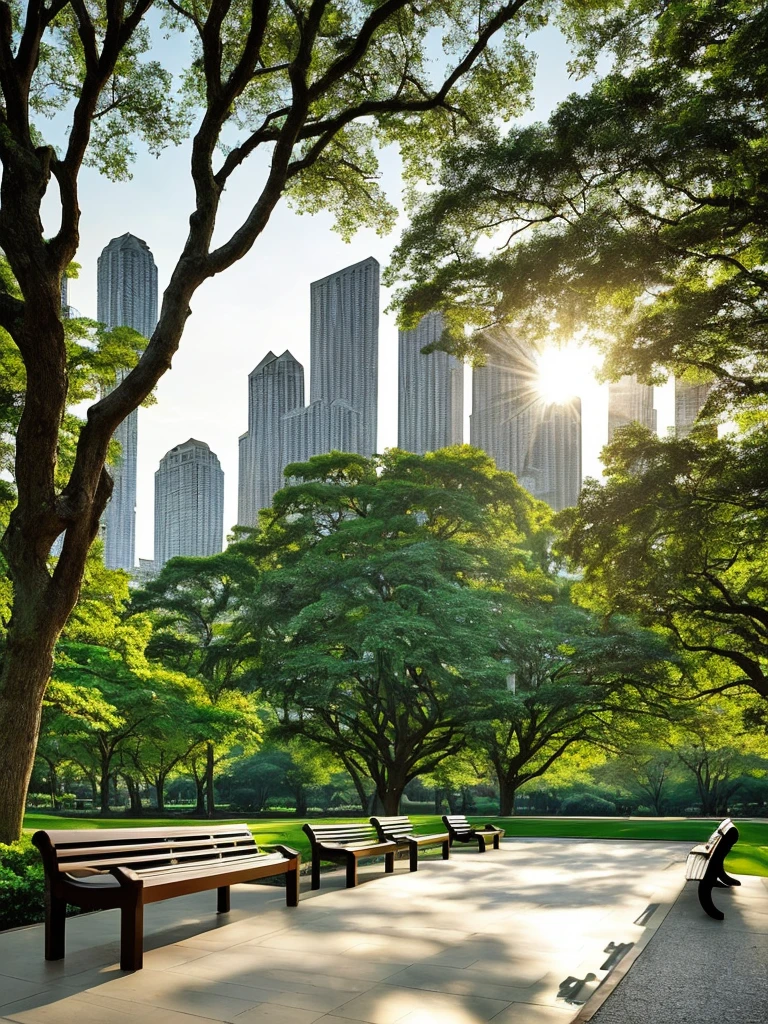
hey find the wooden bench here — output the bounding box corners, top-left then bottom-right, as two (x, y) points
(370, 815), (450, 871)
(442, 814), (505, 852)
(685, 817), (741, 920)
(32, 824), (300, 971)
(303, 822), (396, 889)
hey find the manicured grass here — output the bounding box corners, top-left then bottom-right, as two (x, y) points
(22, 812), (768, 877)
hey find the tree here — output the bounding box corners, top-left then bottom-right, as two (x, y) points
(472, 603), (670, 814)
(238, 447), (551, 814)
(0, 0), (556, 842)
(559, 428), (768, 702)
(388, 0), (768, 421)
(131, 553), (262, 815)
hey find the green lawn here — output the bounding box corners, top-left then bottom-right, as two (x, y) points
(23, 813), (768, 876)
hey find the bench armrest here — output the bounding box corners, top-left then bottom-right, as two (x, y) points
(274, 845), (301, 861)
(110, 865), (143, 888)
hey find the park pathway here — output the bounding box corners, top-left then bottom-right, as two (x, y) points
(0, 838), (696, 1023)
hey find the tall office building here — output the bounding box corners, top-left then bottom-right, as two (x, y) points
(398, 312), (463, 453)
(675, 379), (713, 437)
(608, 375), (656, 441)
(97, 233), (158, 569)
(238, 350), (305, 526)
(154, 439), (224, 567)
(310, 256), (379, 456)
(238, 258), (380, 522)
(470, 333), (582, 511)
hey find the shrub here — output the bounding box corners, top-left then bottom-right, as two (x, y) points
(0, 836), (46, 930)
(560, 793), (617, 816)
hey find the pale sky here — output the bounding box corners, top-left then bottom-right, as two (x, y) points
(43, 19), (673, 563)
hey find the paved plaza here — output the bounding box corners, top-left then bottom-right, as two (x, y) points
(0, 838), (716, 1023)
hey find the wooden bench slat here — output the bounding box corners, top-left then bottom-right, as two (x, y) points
(52, 835), (257, 862)
(59, 845), (267, 874)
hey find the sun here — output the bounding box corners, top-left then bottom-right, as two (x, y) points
(536, 344), (595, 405)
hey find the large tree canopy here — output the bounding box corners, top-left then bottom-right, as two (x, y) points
(1, 0), (588, 841)
(388, 0), (768, 419)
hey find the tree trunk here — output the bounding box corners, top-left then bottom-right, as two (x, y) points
(205, 742), (216, 818)
(194, 776), (205, 815)
(294, 787), (308, 819)
(100, 752), (112, 815)
(155, 773), (166, 814)
(49, 763), (59, 810)
(498, 777), (517, 816)
(0, 635), (58, 843)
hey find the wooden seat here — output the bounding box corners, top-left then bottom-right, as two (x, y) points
(370, 815), (450, 871)
(442, 814), (505, 852)
(302, 822), (396, 889)
(684, 818), (741, 920)
(33, 824), (300, 971)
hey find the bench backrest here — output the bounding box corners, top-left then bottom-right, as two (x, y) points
(443, 814), (473, 836)
(303, 822), (380, 847)
(704, 818), (735, 850)
(370, 815), (414, 842)
(32, 824), (260, 877)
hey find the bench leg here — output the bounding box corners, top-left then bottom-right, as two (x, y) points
(346, 856), (358, 888)
(493, 833), (500, 850)
(385, 851), (395, 875)
(442, 840), (450, 860)
(409, 844), (418, 872)
(697, 880), (724, 922)
(285, 860), (300, 907)
(718, 869), (741, 887)
(44, 888), (66, 961)
(217, 886), (230, 913)
(477, 835), (487, 853)
(311, 855), (321, 891)
(120, 894), (145, 971)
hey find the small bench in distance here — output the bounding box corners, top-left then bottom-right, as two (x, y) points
(370, 814), (450, 871)
(33, 823), (300, 971)
(442, 814), (505, 852)
(303, 821), (396, 889)
(685, 817), (741, 920)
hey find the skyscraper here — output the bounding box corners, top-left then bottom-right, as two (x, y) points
(97, 233), (158, 569)
(154, 439), (224, 567)
(470, 333), (582, 511)
(608, 375), (656, 441)
(398, 312), (463, 453)
(310, 256), (379, 455)
(238, 258), (380, 522)
(675, 379), (713, 437)
(238, 350), (305, 526)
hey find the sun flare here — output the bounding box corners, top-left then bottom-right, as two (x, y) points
(536, 344), (596, 405)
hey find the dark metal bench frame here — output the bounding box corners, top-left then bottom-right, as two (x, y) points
(302, 822), (396, 889)
(33, 823), (300, 971)
(685, 817), (741, 920)
(370, 815), (450, 871)
(442, 814), (505, 852)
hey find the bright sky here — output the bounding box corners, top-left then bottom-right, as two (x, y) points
(43, 18), (674, 563)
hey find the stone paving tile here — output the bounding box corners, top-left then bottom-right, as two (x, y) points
(0, 988), (223, 1023)
(327, 983), (511, 1024)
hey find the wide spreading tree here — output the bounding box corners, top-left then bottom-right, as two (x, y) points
(235, 446), (553, 813)
(0, 0), (580, 842)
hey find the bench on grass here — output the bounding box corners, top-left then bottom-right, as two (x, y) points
(370, 815), (450, 871)
(32, 824), (300, 971)
(442, 814), (505, 852)
(303, 822), (396, 889)
(685, 817), (741, 920)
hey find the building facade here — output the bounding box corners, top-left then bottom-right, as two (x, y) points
(309, 256), (379, 456)
(97, 233), (158, 569)
(154, 439), (224, 567)
(608, 375), (656, 441)
(398, 311), (464, 453)
(470, 334), (582, 511)
(238, 258), (380, 523)
(675, 380), (713, 437)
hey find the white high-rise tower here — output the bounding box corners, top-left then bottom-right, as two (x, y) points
(608, 375), (656, 441)
(398, 312), (463, 453)
(97, 233), (158, 569)
(154, 439), (224, 567)
(675, 380), (713, 437)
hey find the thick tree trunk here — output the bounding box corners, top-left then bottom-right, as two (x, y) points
(0, 632), (57, 843)
(205, 742), (216, 818)
(498, 778), (517, 817)
(100, 754), (112, 815)
(155, 773), (166, 814)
